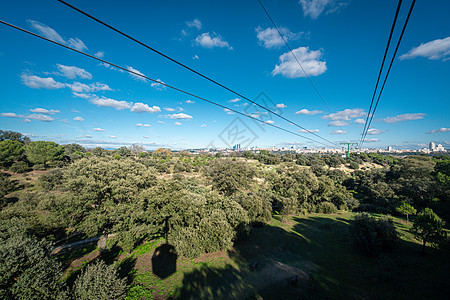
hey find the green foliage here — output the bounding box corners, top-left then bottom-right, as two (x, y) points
(349, 161), (359, 170)
(9, 161), (31, 173)
(316, 202), (338, 214)
(411, 208), (447, 253)
(25, 141), (65, 167)
(0, 219), (67, 299)
(396, 201), (416, 222)
(39, 168), (63, 190)
(73, 259), (126, 300)
(0, 173), (17, 198)
(206, 159), (255, 196)
(350, 213), (398, 257)
(0, 140), (25, 168)
(0, 130), (31, 144)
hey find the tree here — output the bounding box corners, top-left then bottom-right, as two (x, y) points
(0, 219), (67, 299)
(25, 141), (64, 167)
(0, 140), (24, 167)
(349, 213), (398, 257)
(0, 130), (31, 144)
(73, 260), (126, 300)
(411, 208), (447, 254)
(396, 201), (417, 222)
(128, 144), (145, 156)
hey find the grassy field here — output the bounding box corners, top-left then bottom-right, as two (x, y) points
(63, 212), (449, 299)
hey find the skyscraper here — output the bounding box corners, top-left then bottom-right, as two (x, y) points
(429, 142), (436, 151)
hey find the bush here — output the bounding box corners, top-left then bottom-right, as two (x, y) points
(73, 260), (126, 300)
(349, 213), (398, 257)
(39, 168), (63, 190)
(349, 161), (359, 170)
(316, 202), (337, 214)
(9, 161), (31, 173)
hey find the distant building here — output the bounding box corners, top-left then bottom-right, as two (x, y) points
(429, 142), (436, 151)
(436, 144), (445, 152)
(387, 146), (393, 152)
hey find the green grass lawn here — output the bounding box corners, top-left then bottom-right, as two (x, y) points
(117, 212), (449, 299)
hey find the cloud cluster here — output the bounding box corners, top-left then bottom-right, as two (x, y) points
(383, 113), (426, 123)
(1, 112), (55, 122)
(21, 74), (111, 93)
(57, 64), (92, 80)
(28, 20), (87, 51)
(255, 26), (302, 49)
(323, 108), (365, 121)
(298, 129), (320, 133)
(272, 47), (327, 78)
(299, 0), (349, 19)
(366, 128), (386, 135)
(194, 32), (233, 50)
(30, 108), (60, 114)
(295, 108), (323, 115)
(330, 129), (347, 135)
(150, 79), (166, 91)
(165, 113), (193, 120)
(400, 37), (450, 61)
(127, 66), (147, 82)
(427, 127), (450, 134)
(186, 18), (202, 30)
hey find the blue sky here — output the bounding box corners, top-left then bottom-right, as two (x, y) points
(0, 0), (449, 150)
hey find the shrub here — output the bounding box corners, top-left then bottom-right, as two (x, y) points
(73, 260), (126, 300)
(349, 213), (398, 257)
(9, 161), (31, 173)
(316, 202), (337, 214)
(39, 168), (63, 190)
(349, 161), (359, 170)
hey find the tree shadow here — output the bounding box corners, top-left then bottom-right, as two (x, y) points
(152, 243), (177, 279)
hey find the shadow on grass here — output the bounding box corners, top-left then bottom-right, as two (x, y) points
(152, 243), (177, 279)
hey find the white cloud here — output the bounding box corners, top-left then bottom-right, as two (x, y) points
(21, 74), (65, 89)
(201, 124), (206, 127)
(185, 100), (195, 104)
(72, 92), (91, 99)
(57, 64), (92, 80)
(427, 127), (450, 134)
(73, 116), (84, 122)
(151, 79), (166, 91)
(383, 113), (426, 123)
(186, 18), (202, 30)
(29, 108), (60, 114)
(328, 120), (349, 127)
(363, 138), (379, 143)
(27, 20), (66, 44)
(93, 128), (105, 132)
(299, 0), (348, 19)
(66, 82), (112, 93)
(228, 98), (240, 103)
(28, 20), (87, 51)
(174, 122), (182, 126)
(157, 121), (165, 124)
(272, 47), (327, 78)
(165, 113), (193, 120)
(264, 120), (275, 124)
(366, 128), (386, 135)
(330, 129), (347, 135)
(276, 103), (287, 108)
(26, 114), (55, 122)
(67, 38), (88, 51)
(298, 129), (319, 133)
(1, 112), (21, 118)
(90, 97), (132, 110)
(193, 55), (199, 60)
(109, 135), (117, 138)
(354, 118), (366, 124)
(194, 32), (233, 50)
(136, 123), (151, 127)
(94, 51), (105, 58)
(127, 66), (147, 82)
(164, 107), (176, 112)
(130, 103), (161, 113)
(400, 37), (450, 61)
(23, 119), (32, 123)
(255, 26), (302, 49)
(323, 108), (365, 121)
(295, 108), (323, 115)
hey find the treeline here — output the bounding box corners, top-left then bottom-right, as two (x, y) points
(0, 131), (449, 299)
